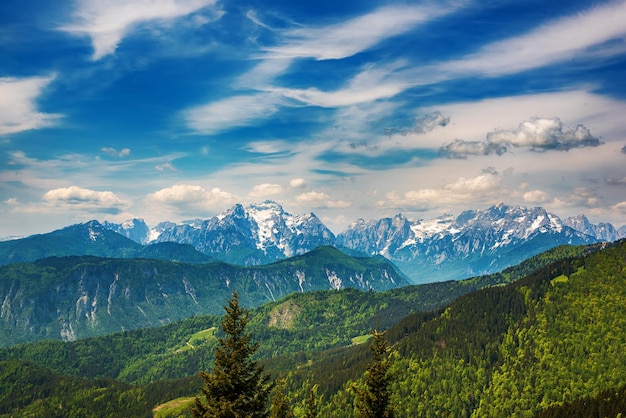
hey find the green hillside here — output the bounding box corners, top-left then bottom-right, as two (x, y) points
(0, 241), (624, 417)
(0, 246), (408, 347)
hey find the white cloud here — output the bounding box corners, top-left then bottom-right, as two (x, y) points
(243, 140), (292, 154)
(101, 147), (131, 157)
(440, 117), (602, 158)
(275, 62), (408, 107)
(248, 183), (284, 198)
(155, 162), (176, 171)
(42, 186), (129, 213)
(184, 93), (283, 135)
(146, 184), (238, 211)
(264, 4), (454, 60)
(487, 117), (602, 151)
(381, 173), (502, 210)
(60, 0), (218, 60)
(289, 178), (306, 188)
(296, 191), (351, 208)
(0, 75), (61, 135)
(437, 0), (626, 77)
(522, 190), (551, 203)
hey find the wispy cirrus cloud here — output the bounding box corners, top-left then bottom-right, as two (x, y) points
(0, 75), (61, 136)
(184, 92), (284, 135)
(186, 2), (465, 135)
(59, 0), (219, 60)
(262, 4), (455, 61)
(435, 0), (626, 77)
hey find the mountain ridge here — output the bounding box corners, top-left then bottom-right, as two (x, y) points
(2, 201), (623, 283)
(0, 246), (407, 346)
(110, 201), (624, 282)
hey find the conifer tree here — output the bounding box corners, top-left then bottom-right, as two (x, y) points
(193, 291), (274, 418)
(269, 379), (294, 418)
(302, 384), (319, 418)
(353, 329), (395, 418)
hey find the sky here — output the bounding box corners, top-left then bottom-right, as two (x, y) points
(1, 0), (626, 237)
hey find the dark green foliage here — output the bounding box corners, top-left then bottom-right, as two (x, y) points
(2, 241), (624, 416)
(0, 360), (151, 417)
(302, 385), (319, 418)
(533, 384), (626, 418)
(353, 329), (395, 418)
(193, 291), (274, 417)
(269, 380), (294, 418)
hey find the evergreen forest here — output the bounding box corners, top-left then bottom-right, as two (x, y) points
(1, 240), (625, 417)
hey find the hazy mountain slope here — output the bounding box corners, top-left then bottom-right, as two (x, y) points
(0, 247), (406, 347)
(337, 203), (614, 282)
(0, 220), (214, 266)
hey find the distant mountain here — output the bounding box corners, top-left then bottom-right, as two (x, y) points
(0, 246), (407, 346)
(0, 220), (214, 265)
(336, 203), (625, 282)
(12, 201), (623, 283)
(109, 201), (336, 265)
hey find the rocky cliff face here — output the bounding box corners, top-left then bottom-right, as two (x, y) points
(88, 202), (626, 282)
(336, 203), (623, 282)
(143, 201), (335, 265)
(0, 247), (406, 346)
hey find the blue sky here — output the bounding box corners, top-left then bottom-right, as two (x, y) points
(1, 0), (626, 237)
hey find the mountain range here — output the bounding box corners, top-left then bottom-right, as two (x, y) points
(102, 201), (625, 283)
(0, 246), (407, 346)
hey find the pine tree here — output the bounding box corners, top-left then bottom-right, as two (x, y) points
(302, 384), (319, 418)
(353, 329), (395, 418)
(193, 291), (274, 418)
(269, 379), (294, 418)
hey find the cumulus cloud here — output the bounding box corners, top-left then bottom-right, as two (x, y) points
(42, 186), (129, 214)
(60, 0), (219, 60)
(101, 147), (131, 157)
(289, 178), (306, 188)
(522, 190), (551, 203)
(440, 117), (602, 158)
(147, 184), (238, 211)
(295, 191), (351, 208)
(0, 75), (61, 135)
(248, 183), (284, 198)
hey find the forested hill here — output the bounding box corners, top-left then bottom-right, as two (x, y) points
(0, 240), (624, 417)
(293, 238), (626, 417)
(0, 246), (407, 347)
